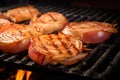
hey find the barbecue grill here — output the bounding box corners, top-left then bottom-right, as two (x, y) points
(0, 0), (120, 80)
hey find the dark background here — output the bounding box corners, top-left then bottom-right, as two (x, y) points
(0, 0), (120, 10)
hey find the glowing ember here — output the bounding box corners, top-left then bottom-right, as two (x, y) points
(16, 69), (32, 80)
(0, 68), (5, 72)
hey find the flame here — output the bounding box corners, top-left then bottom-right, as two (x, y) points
(16, 69), (32, 80)
(26, 71), (32, 80)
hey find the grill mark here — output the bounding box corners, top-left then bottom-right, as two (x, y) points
(50, 34), (62, 54)
(38, 18), (46, 23)
(39, 34), (60, 57)
(48, 13), (57, 22)
(49, 34), (58, 49)
(58, 34), (73, 55)
(58, 34), (78, 57)
(38, 36), (49, 52)
(36, 33), (81, 61)
(47, 34), (62, 57)
(47, 34), (57, 50)
(66, 35), (80, 55)
(69, 46), (79, 56)
(58, 33), (72, 48)
(17, 29), (25, 37)
(56, 35), (66, 54)
(27, 6), (40, 17)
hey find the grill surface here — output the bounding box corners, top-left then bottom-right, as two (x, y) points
(0, 4), (120, 80)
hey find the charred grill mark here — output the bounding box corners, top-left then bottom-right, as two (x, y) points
(57, 34), (73, 55)
(38, 18), (46, 23)
(49, 34), (67, 55)
(67, 35), (80, 55)
(49, 34), (59, 49)
(16, 29), (25, 36)
(50, 33), (81, 57)
(50, 34), (63, 54)
(56, 35), (68, 54)
(38, 36), (49, 52)
(33, 26), (43, 33)
(48, 13), (57, 22)
(59, 34), (79, 56)
(69, 46), (79, 56)
(58, 33), (72, 48)
(22, 24), (27, 28)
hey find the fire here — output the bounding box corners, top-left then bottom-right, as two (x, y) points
(16, 69), (32, 80)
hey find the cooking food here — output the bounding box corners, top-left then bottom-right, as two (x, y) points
(28, 33), (88, 65)
(4, 5), (41, 23)
(0, 18), (11, 25)
(0, 5), (118, 66)
(62, 21), (117, 43)
(0, 12), (6, 19)
(29, 12), (69, 34)
(0, 23), (32, 53)
(0, 12), (10, 25)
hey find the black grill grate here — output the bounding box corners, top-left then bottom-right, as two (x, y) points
(0, 5), (120, 80)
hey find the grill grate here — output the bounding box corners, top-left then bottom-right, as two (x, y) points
(0, 5), (120, 79)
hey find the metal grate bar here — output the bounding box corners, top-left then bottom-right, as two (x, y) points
(64, 8), (84, 17)
(99, 51), (120, 78)
(88, 11), (104, 21)
(14, 56), (29, 64)
(3, 55), (18, 62)
(79, 43), (108, 70)
(68, 9), (91, 21)
(94, 12), (112, 21)
(103, 13), (119, 23)
(82, 34), (120, 78)
(112, 15), (120, 23)
(0, 53), (7, 58)
(80, 10), (98, 18)
(38, 6), (61, 13)
(26, 61), (35, 66)
(58, 8), (75, 14)
(73, 10), (98, 22)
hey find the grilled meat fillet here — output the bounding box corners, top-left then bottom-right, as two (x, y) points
(0, 12), (6, 19)
(30, 12), (69, 34)
(0, 23), (32, 53)
(0, 18), (11, 25)
(62, 21), (117, 43)
(0, 12), (10, 25)
(28, 33), (87, 65)
(4, 5), (41, 22)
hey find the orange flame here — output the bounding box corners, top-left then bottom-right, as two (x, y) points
(16, 69), (32, 80)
